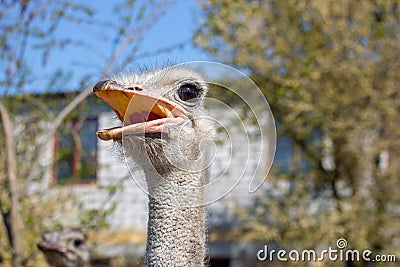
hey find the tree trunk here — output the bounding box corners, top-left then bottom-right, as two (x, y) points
(0, 101), (24, 267)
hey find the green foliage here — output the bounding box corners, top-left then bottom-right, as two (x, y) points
(196, 0), (400, 263)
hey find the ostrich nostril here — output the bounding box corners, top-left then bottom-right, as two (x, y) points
(127, 86), (143, 91)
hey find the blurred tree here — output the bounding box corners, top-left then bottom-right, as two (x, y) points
(0, 1), (174, 266)
(196, 0), (400, 265)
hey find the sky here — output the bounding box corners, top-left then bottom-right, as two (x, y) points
(25, 0), (216, 93)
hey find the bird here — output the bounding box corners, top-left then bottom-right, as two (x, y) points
(37, 229), (90, 267)
(93, 66), (214, 266)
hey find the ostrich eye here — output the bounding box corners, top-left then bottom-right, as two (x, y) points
(73, 239), (83, 247)
(177, 84), (199, 101)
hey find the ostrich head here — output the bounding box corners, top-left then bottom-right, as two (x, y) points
(37, 229), (89, 267)
(94, 66), (213, 265)
(94, 67), (213, 199)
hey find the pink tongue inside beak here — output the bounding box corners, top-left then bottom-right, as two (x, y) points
(129, 112), (162, 124)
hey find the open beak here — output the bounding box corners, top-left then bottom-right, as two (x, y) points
(93, 80), (187, 141)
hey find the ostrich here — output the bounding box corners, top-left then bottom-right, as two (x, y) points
(93, 66), (213, 266)
(37, 229), (90, 267)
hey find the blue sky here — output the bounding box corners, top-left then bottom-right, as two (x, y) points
(25, 0), (215, 93)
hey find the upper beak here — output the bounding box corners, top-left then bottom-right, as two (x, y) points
(37, 241), (66, 253)
(93, 80), (187, 140)
(93, 80), (186, 124)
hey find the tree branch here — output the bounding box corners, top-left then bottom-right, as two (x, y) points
(21, 0), (175, 198)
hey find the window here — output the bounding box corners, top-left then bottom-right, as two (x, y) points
(53, 117), (98, 185)
(275, 134), (311, 173)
